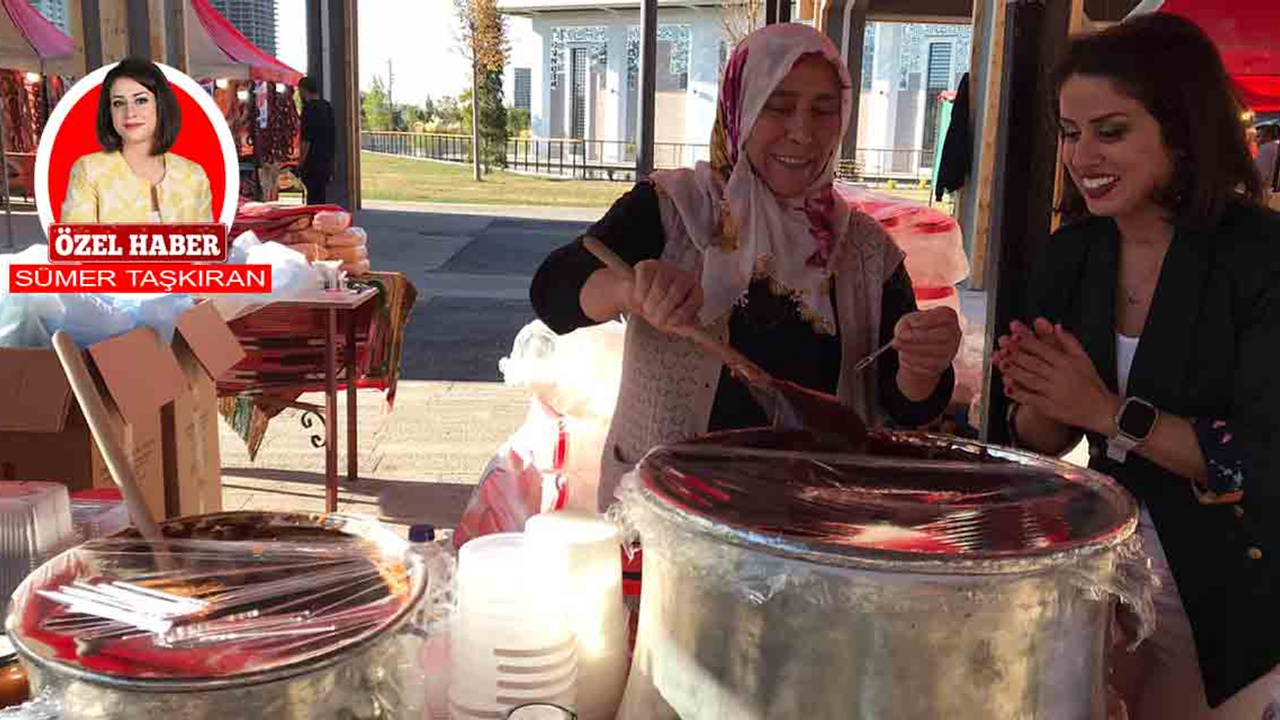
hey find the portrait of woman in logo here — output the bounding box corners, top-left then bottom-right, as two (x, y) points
(60, 57), (213, 223)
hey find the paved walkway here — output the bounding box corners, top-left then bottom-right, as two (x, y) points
(220, 200), (602, 524)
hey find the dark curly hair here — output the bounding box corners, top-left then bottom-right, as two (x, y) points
(96, 57), (181, 155)
(1053, 13), (1263, 230)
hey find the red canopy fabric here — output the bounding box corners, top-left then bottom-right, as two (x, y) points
(1, 0), (71, 60)
(1150, 0), (1280, 112)
(0, 0), (75, 76)
(188, 0), (302, 85)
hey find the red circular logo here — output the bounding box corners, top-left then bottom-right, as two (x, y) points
(46, 84), (230, 223)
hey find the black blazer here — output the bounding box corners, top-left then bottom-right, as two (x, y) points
(1024, 202), (1280, 707)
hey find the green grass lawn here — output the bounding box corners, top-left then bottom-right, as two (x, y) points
(360, 150), (950, 214)
(360, 152), (630, 208)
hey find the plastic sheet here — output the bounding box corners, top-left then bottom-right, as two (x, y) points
(496, 320), (625, 511)
(608, 433), (1156, 637)
(610, 432), (1158, 719)
(326, 227), (368, 249)
(312, 211), (352, 234)
(837, 185), (970, 287)
(3, 513), (436, 720)
(10, 537), (415, 678)
(453, 448), (555, 549)
(205, 232), (323, 320)
(0, 245), (197, 348)
(0, 690), (62, 719)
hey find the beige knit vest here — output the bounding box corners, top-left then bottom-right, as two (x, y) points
(597, 194), (905, 509)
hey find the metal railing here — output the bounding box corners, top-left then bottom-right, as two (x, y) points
(839, 148), (936, 181)
(361, 131), (708, 181)
(361, 131), (932, 185)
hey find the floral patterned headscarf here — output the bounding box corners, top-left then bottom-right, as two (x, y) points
(651, 23), (853, 333)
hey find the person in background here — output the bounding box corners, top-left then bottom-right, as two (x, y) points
(299, 76), (336, 205)
(993, 14), (1280, 719)
(1254, 123), (1279, 196)
(530, 24), (961, 510)
(61, 57), (212, 223)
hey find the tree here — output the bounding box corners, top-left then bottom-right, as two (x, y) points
(362, 76), (392, 131)
(456, 0), (508, 179)
(721, 0), (764, 48)
(423, 96), (437, 125)
(458, 83), (508, 170)
(507, 107), (530, 138)
(401, 104), (426, 130)
(435, 95), (464, 131)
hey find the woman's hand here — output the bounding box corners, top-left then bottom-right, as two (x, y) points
(624, 260), (704, 334)
(997, 319), (1120, 435)
(892, 307), (962, 400)
(893, 307), (962, 378)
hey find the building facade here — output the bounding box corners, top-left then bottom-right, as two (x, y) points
(210, 0), (279, 57)
(499, 2), (971, 174)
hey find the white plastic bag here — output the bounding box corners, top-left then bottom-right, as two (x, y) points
(0, 244), (196, 347)
(206, 232), (323, 320)
(498, 320), (626, 512)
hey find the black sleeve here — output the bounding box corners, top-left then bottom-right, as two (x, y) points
(877, 262), (956, 427)
(300, 104), (315, 143)
(529, 181), (667, 334)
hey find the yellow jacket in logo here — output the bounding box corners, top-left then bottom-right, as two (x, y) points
(60, 151), (214, 223)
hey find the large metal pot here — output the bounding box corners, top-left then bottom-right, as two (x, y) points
(5, 512), (432, 720)
(614, 430), (1154, 720)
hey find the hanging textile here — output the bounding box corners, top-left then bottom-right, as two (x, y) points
(1, 71), (41, 153)
(254, 85), (298, 165)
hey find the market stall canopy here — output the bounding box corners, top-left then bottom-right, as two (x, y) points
(186, 0), (303, 85)
(1131, 0), (1280, 112)
(0, 0), (76, 76)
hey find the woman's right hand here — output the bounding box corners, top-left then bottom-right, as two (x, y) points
(623, 259), (704, 334)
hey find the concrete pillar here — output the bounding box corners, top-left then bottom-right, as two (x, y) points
(636, 0), (658, 176)
(306, 0), (360, 210)
(75, 0), (171, 71)
(125, 0), (151, 59)
(532, 20), (550, 138)
(978, 0), (1078, 442)
(823, 0), (868, 161)
(68, 0), (94, 74)
(956, 0), (1006, 288)
(163, 0), (190, 72)
(97, 1), (130, 65)
(604, 22), (626, 162)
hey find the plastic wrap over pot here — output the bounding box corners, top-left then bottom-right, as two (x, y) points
(610, 430), (1157, 720)
(4, 512), (435, 720)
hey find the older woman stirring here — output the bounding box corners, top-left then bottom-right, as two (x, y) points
(531, 24), (962, 509)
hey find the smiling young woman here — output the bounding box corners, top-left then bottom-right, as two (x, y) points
(993, 13), (1280, 719)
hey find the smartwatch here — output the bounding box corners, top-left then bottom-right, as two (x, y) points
(1106, 397), (1159, 462)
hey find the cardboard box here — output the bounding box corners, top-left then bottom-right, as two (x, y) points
(165, 302), (245, 517)
(0, 303), (244, 521)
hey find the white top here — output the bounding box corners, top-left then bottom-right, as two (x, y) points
(1116, 333), (1140, 396)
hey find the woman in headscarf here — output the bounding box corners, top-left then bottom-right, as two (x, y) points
(531, 24), (962, 509)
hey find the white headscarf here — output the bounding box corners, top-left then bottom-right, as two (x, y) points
(651, 23), (853, 334)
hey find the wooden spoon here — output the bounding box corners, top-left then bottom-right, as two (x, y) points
(581, 235), (869, 449)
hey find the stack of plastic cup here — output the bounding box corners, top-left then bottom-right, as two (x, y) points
(450, 533), (577, 719)
(525, 511), (629, 720)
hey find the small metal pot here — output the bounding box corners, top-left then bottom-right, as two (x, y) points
(6, 512), (431, 720)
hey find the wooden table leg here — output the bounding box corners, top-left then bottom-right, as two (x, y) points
(345, 313), (358, 486)
(325, 308), (338, 513)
